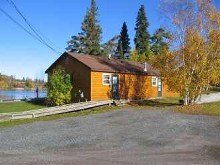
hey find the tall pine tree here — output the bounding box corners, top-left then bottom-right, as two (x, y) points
(134, 5), (150, 55)
(67, 0), (102, 55)
(116, 22), (131, 59)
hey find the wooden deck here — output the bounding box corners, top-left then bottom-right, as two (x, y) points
(0, 100), (113, 121)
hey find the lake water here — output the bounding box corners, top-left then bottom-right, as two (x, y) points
(0, 90), (47, 100)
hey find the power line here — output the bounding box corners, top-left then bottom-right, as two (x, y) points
(0, 5), (61, 54)
(6, 0), (62, 52)
(6, 0), (43, 40)
(0, 8), (43, 44)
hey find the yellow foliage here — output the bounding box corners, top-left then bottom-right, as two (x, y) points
(130, 49), (139, 62)
(154, 0), (220, 105)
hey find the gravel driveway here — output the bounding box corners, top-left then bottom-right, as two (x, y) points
(0, 108), (220, 165)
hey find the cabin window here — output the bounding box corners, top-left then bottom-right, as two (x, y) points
(102, 73), (111, 85)
(152, 76), (157, 86)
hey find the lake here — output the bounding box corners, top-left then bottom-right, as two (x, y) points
(0, 90), (47, 100)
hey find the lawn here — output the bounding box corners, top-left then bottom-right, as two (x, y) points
(131, 97), (220, 116)
(176, 101), (220, 116)
(0, 101), (47, 113)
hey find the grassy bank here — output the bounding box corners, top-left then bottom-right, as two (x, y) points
(132, 97), (220, 116)
(0, 101), (47, 113)
(176, 102), (220, 116)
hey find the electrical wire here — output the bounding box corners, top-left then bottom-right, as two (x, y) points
(6, 0), (62, 52)
(0, 3), (61, 55)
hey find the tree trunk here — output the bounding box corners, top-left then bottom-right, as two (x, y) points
(184, 88), (190, 105)
(184, 94), (189, 105)
(194, 94), (201, 103)
(205, 86), (209, 91)
(194, 87), (203, 104)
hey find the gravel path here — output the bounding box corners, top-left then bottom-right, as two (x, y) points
(0, 108), (220, 165)
(197, 92), (220, 104)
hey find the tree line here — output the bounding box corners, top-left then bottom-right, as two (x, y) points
(0, 73), (45, 90)
(66, 0), (168, 61)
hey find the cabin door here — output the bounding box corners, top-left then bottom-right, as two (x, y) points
(112, 74), (119, 100)
(157, 78), (163, 97)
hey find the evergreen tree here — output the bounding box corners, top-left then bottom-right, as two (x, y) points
(67, 0), (102, 55)
(134, 5), (150, 55)
(101, 35), (120, 57)
(151, 28), (171, 55)
(116, 22), (131, 59)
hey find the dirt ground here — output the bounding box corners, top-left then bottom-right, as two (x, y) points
(0, 108), (220, 165)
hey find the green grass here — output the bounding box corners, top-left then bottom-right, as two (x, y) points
(0, 101), (47, 113)
(211, 86), (220, 92)
(175, 101), (220, 116)
(132, 97), (220, 116)
(0, 105), (121, 128)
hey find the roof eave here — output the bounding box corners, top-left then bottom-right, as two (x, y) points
(90, 69), (158, 75)
(45, 52), (68, 74)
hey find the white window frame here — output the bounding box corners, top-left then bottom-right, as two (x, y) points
(102, 73), (111, 85)
(152, 76), (157, 87)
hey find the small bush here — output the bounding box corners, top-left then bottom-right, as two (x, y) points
(47, 68), (72, 106)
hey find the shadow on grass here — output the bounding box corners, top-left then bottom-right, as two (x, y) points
(28, 98), (51, 107)
(129, 98), (181, 107)
(211, 86), (220, 92)
(203, 86), (220, 94)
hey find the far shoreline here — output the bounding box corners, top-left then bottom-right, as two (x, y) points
(0, 88), (47, 91)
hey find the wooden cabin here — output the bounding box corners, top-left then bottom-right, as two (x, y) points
(46, 52), (178, 101)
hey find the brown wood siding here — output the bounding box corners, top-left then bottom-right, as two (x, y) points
(119, 74), (158, 99)
(47, 55), (91, 101)
(91, 72), (111, 100)
(91, 72), (160, 100)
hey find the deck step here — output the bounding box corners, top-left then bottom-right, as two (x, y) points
(113, 100), (129, 106)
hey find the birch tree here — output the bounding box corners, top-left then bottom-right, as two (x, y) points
(153, 0), (220, 105)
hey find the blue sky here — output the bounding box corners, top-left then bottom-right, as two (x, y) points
(0, 0), (219, 80)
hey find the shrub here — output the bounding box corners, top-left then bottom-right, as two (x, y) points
(47, 68), (72, 106)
